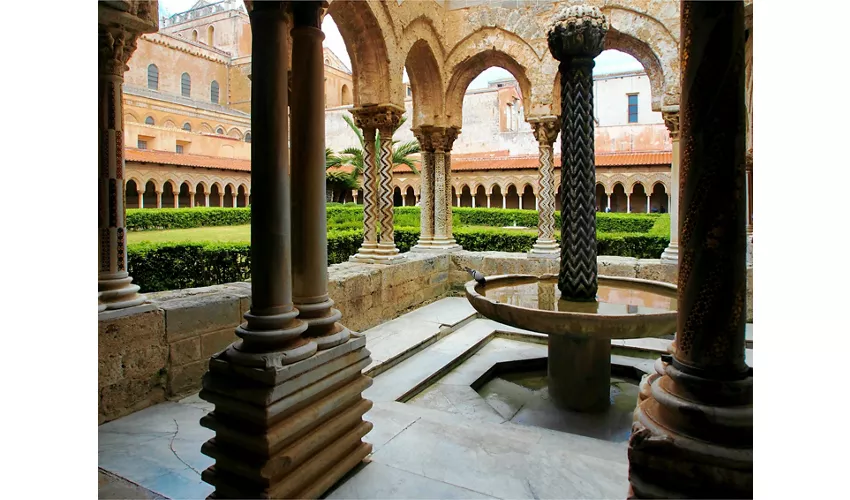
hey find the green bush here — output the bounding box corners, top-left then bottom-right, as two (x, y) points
(128, 242), (251, 292)
(127, 207), (252, 231)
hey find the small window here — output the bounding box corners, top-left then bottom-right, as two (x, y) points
(137, 139), (147, 149)
(210, 80), (220, 104)
(407, 87), (412, 97)
(207, 25), (215, 46)
(244, 132), (251, 143)
(181, 73), (191, 98)
(176, 144), (184, 154)
(147, 64), (158, 90)
(182, 122), (191, 131)
(145, 116), (155, 125)
(216, 127), (225, 135)
(192, 30), (198, 42)
(628, 94), (639, 123)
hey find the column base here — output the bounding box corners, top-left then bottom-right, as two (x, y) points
(413, 236), (462, 253)
(199, 335), (373, 499)
(528, 240), (560, 260)
(628, 365), (753, 499)
(99, 275), (146, 311)
(349, 251), (406, 265)
(660, 244), (679, 264)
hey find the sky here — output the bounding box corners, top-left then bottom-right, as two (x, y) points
(159, 1), (644, 88)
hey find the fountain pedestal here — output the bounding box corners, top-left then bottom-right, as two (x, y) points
(549, 335), (611, 412)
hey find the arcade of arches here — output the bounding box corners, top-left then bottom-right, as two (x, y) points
(99, 1), (754, 499)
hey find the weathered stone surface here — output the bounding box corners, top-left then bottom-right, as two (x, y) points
(159, 293), (242, 342)
(201, 328), (239, 359)
(123, 344), (169, 380)
(169, 359), (208, 396)
(169, 336), (201, 366)
(635, 259), (677, 284)
(99, 310), (165, 354)
(99, 374), (167, 424)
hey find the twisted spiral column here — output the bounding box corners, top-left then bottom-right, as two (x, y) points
(528, 117), (560, 259)
(547, 6), (608, 301)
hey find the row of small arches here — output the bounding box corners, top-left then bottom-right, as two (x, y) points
(130, 113), (251, 142)
(125, 179), (251, 209)
(147, 65), (220, 105)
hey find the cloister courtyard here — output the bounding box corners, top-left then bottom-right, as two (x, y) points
(0, 0), (781, 499)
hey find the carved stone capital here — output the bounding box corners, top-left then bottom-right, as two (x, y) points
(529, 116), (560, 146)
(99, 26), (138, 76)
(412, 126), (434, 152)
(547, 5), (608, 61)
(662, 105), (680, 140)
(350, 104), (405, 134)
(430, 126), (459, 153)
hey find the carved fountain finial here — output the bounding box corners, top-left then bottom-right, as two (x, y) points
(547, 5), (609, 62)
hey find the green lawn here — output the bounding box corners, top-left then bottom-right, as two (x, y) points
(128, 224), (252, 244)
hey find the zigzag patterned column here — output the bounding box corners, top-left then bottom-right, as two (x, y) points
(547, 6), (607, 301)
(98, 11), (154, 315)
(348, 116), (378, 262)
(528, 116), (560, 259)
(628, 2), (752, 498)
(376, 122), (401, 257)
(412, 127), (435, 249)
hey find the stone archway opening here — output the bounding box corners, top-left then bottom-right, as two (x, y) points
(210, 184), (222, 207)
(474, 185), (487, 208)
(237, 185), (248, 207)
(179, 182), (192, 208)
(460, 185), (473, 207)
(143, 180), (157, 209)
(521, 185), (535, 210)
(126, 180), (140, 209)
(630, 183), (648, 213)
(393, 187), (404, 207)
(451, 186), (458, 207)
(595, 184), (608, 212)
(224, 185), (235, 207)
(505, 185), (520, 209)
(405, 186), (416, 206)
(491, 185), (504, 209)
(650, 182), (668, 213)
(162, 182), (177, 208)
(195, 183), (206, 207)
(611, 183), (628, 212)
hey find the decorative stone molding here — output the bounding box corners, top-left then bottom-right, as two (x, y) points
(662, 105), (680, 140)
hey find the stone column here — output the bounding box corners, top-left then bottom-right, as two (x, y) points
(471, 195), (476, 208)
(486, 194), (491, 208)
(457, 193), (462, 207)
(646, 196), (650, 213)
(528, 116), (560, 259)
(189, 191), (195, 208)
(98, 14), (152, 314)
(606, 194), (611, 212)
(137, 190), (144, 209)
(352, 189), (358, 204)
(172, 192), (179, 208)
(548, 6), (606, 301)
(420, 127), (462, 251)
(290, 3), (350, 348)
(660, 107), (680, 263)
(349, 105), (405, 263)
(199, 3), (373, 498)
(628, 2), (752, 498)
(626, 194), (631, 213)
(518, 195), (523, 210)
(218, 193), (224, 207)
(503, 196), (506, 209)
(204, 193), (210, 206)
(156, 190), (162, 208)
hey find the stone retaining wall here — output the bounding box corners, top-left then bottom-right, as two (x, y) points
(98, 251), (752, 423)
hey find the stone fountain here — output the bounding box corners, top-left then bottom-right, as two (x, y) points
(465, 6), (678, 413)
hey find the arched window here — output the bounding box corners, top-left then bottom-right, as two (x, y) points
(216, 127), (225, 135)
(182, 122), (191, 131)
(341, 84), (351, 106)
(145, 116), (155, 125)
(181, 73), (191, 97)
(207, 25), (215, 46)
(192, 30), (198, 42)
(147, 64), (158, 90)
(244, 132), (251, 143)
(210, 80), (220, 104)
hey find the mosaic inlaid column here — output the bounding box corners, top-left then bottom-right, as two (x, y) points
(629, 2), (752, 498)
(412, 127), (435, 249)
(376, 115), (403, 259)
(349, 117), (378, 261)
(548, 5), (606, 301)
(437, 127), (462, 250)
(98, 25), (146, 313)
(199, 3), (373, 498)
(660, 107), (680, 263)
(528, 116), (560, 260)
(290, 2), (350, 348)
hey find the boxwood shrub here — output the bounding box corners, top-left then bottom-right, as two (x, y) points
(127, 207), (252, 231)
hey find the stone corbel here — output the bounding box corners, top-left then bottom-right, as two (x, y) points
(662, 105), (680, 140)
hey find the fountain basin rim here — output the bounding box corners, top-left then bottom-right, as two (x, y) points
(465, 274), (677, 339)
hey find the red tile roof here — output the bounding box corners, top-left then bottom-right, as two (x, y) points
(125, 148), (251, 172)
(393, 151), (672, 173)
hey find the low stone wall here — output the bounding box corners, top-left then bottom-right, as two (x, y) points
(98, 250), (752, 423)
(98, 253), (452, 424)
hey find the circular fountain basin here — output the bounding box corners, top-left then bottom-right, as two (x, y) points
(466, 274), (677, 339)
(466, 274), (678, 412)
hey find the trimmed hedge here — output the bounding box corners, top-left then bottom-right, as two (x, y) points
(127, 225), (668, 292)
(127, 207), (251, 231)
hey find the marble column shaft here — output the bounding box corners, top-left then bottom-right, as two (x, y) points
(98, 25), (145, 312)
(432, 137), (448, 243)
(290, 13), (349, 348)
(528, 117), (560, 258)
(661, 108), (680, 263)
(413, 127), (435, 247)
(628, 2), (752, 497)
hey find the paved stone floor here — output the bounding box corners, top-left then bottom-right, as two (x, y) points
(98, 297), (754, 499)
